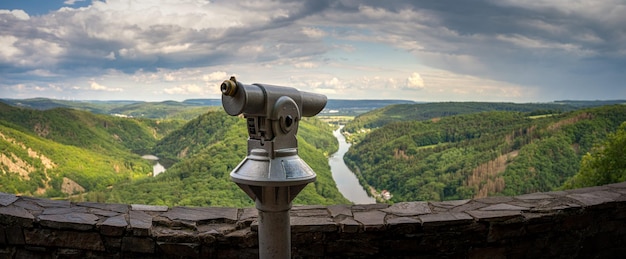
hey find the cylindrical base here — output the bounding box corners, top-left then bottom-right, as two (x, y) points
(257, 209), (290, 259)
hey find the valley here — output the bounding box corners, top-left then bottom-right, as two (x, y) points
(0, 98), (624, 206)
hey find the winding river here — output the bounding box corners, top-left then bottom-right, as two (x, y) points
(329, 126), (376, 204)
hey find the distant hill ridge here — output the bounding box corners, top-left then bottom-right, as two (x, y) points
(344, 104), (626, 202)
(343, 100), (625, 133)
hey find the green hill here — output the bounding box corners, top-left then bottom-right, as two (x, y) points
(101, 111), (348, 207)
(0, 101), (347, 206)
(0, 98), (216, 120)
(343, 102), (583, 135)
(344, 105), (626, 202)
(0, 102), (184, 197)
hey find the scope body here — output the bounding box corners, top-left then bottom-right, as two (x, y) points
(221, 78), (327, 158)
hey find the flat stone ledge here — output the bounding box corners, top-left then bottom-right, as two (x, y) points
(0, 181), (625, 257)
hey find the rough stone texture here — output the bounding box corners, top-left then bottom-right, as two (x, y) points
(1, 181), (626, 258)
(382, 201), (431, 216)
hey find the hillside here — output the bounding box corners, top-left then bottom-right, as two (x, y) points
(0, 101), (347, 206)
(344, 105), (626, 202)
(0, 102), (180, 197)
(101, 111), (348, 207)
(0, 98), (216, 120)
(342, 101), (608, 135)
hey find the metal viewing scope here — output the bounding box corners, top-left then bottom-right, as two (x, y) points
(221, 76), (327, 159)
(221, 76), (327, 259)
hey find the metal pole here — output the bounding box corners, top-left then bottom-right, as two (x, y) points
(256, 186), (291, 259)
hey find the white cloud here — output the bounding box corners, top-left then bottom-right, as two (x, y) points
(163, 84), (204, 95)
(301, 27), (326, 38)
(0, 9), (30, 20)
(294, 62), (318, 69)
(406, 72), (425, 90)
(202, 71), (229, 82)
(89, 81), (123, 92)
(105, 52), (116, 60)
(63, 0), (86, 5)
(324, 77), (342, 89)
(0, 36), (21, 59)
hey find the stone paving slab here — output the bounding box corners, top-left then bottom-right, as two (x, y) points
(480, 203), (529, 211)
(466, 210), (522, 221)
(430, 199), (470, 209)
(132, 204), (168, 212)
(129, 210), (152, 236)
(386, 216), (420, 225)
(353, 210), (386, 231)
(24, 197), (71, 208)
(12, 199), (43, 211)
(327, 204), (352, 218)
(99, 214), (128, 236)
(162, 207), (238, 224)
(419, 212), (474, 227)
(291, 216), (337, 232)
(475, 196), (514, 204)
(41, 207), (88, 215)
(76, 202), (129, 213)
(382, 201), (431, 216)
(0, 205), (35, 227)
(38, 212), (99, 231)
(515, 193), (555, 200)
(567, 192), (616, 206)
(239, 207), (258, 221)
(0, 193), (18, 206)
(338, 217), (360, 233)
(291, 208), (329, 217)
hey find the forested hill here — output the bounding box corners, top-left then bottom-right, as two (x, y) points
(0, 102), (182, 197)
(343, 101), (624, 134)
(100, 112), (348, 207)
(0, 102), (347, 206)
(0, 98), (215, 120)
(344, 105), (626, 202)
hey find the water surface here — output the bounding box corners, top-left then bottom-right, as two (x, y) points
(329, 126), (375, 204)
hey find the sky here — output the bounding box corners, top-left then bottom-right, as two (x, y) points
(1, 0), (625, 102)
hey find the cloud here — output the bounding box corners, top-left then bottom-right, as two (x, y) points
(63, 0), (86, 5)
(163, 84), (204, 95)
(1, 0), (625, 102)
(406, 73), (425, 90)
(203, 71), (229, 82)
(0, 9), (29, 20)
(89, 81), (123, 92)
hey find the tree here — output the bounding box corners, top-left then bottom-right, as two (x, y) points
(564, 122), (626, 189)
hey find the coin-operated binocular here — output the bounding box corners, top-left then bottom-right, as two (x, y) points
(221, 76), (326, 259)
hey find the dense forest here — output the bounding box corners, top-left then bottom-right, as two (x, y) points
(344, 105), (626, 201)
(341, 101), (614, 136)
(97, 114), (347, 207)
(0, 101), (347, 206)
(1, 98), (624, 207)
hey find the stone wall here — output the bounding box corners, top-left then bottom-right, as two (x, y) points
(1, 182), (626, 258)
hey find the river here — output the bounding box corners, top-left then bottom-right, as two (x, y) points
(141, 155), (166, 177)
(329, 126), (376, 204)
